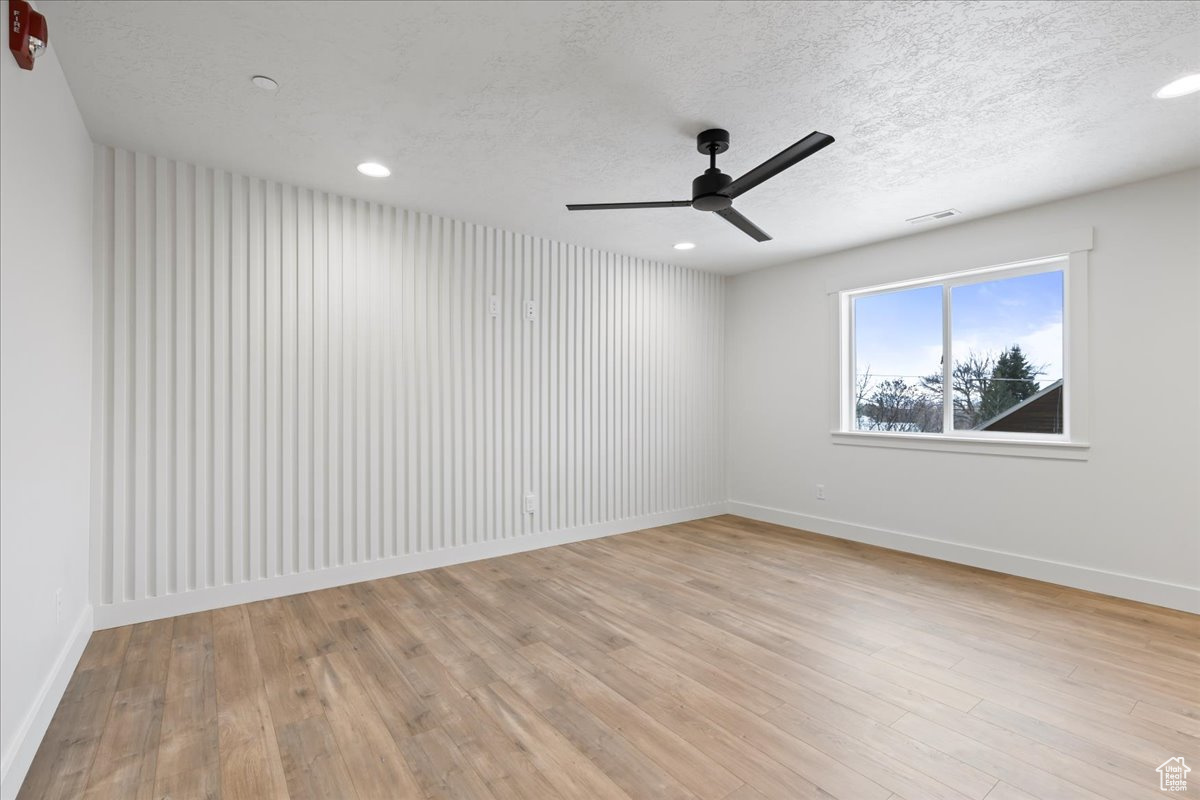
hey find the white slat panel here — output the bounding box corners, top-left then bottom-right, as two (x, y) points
(297, 188), (314, 572)
(230, 174), (248, 584)
(92, 145), (725, 614)
(111, 148), (133, 603)
(450, 219), (465, 549)
(171, 162), (192, 595)
(352, 200), (366, 565)
(414, 213), (429, 552)
(401, 209), (416, 556)
(194, 165), (211, 591)
(383, 206), (397, 558)
(547, 241), (559, 533)
(211, 170), (230, 587)
(328, 196), (344, 566)
(91, 145), (115, 606)
(312, 191), (329, 571)
(264, 181), (281, 579)
(154, 158), (171, 599)
(484, 226), (498, 544)
(371, 204), (385, 560)
(133, 152), (155, 601)
(248, 178), (265, 581)
(282, 184), (298, 575)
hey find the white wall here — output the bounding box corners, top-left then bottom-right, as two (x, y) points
(0, 1), (96, 793)
(726, 169), (1200, 612)
(90, 146), (726, 627)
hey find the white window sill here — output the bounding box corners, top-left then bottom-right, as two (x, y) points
(831, 431), (1090, 461)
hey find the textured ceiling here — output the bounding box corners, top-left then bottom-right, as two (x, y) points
(42, 0), (1200, 274)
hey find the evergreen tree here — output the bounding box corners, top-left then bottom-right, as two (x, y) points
(978, 345), (1042, 422)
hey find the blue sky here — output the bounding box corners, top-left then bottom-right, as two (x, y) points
(855, 270), (1063, 389)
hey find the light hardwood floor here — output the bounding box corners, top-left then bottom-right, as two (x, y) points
(18, 515), (1200, 799)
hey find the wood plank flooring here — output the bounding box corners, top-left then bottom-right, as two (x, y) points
(19, 515), (1200, 799)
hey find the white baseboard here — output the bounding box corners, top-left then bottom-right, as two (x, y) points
(726, 501), (1200, 614)
(1, 603), (94, 800)
(94, 504), (727, 630)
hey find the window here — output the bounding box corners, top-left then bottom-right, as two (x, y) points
(949, 271), (1063, 433)
(837, 254), (1087, 455)
(853, 284), (944, 433)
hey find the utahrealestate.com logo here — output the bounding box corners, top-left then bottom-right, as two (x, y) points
(1158, 757), (1190, 792)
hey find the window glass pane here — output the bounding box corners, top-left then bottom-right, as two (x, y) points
(950, 270), (1064, 433)
(854, 285), (943, 432)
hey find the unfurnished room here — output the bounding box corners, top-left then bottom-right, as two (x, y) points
(1, 1), (1198, 798)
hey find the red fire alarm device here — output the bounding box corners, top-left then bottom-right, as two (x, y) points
(9, 0), (48, 70)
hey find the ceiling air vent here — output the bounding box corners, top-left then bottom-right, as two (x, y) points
(906, 208), (962, 225)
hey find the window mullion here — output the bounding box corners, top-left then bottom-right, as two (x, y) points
(847, 296), (856, 430)
(942, 284), (953, 434)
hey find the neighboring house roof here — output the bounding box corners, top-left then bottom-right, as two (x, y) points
(977, 379), (1063, 433)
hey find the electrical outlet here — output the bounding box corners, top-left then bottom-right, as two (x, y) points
(816, 484), (826, 501)
(488, 294), (499, 317)
(55, 587), (63, 623)
(524, 300), (536, 322)
(524, 492), (536, 514)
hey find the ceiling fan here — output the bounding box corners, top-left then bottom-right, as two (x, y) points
(566, 128), (834, 242)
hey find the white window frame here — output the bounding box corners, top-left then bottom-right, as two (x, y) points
(832, 249), (1090, 460)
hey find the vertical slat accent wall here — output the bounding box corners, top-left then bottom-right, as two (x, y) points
(91, 146), (726, 614)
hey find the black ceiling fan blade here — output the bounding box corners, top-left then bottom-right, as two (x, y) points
(715, 207), (772, 242)
(566, 201), (692, 210)
(723, 131), (834, 199)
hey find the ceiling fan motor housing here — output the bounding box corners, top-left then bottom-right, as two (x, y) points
(692, 170), (733, 210)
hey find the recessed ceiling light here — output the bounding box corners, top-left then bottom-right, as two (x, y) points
(357, 162), (391, 178)
(250, 75), (278, 92)
(1154, 73), (1200, 99)
(674, 242), (696, 250)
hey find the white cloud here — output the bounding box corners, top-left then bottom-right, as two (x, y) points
(952, 320), (1062, 385)
(1016, 321), (1064, 382)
